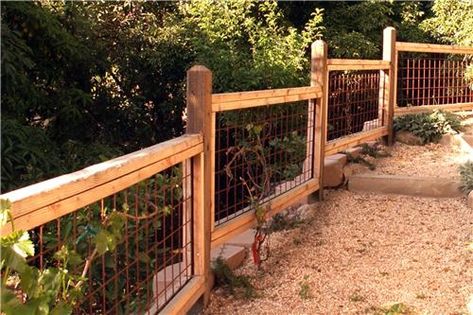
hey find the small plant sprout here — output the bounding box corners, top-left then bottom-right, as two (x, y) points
(459, 160), (473, 193)
(298, 275), (312, 300)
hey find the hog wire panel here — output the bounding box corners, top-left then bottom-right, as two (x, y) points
(327, 70), (387, 142)
(214, 101), (316, 225)
(397, 52), (473, 107)
(26, 164), (193, 314)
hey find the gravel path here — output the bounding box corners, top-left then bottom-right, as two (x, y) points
(205, 135), (473, 314)
(372, 142), (470, 179)
(205, 192), (472, 314)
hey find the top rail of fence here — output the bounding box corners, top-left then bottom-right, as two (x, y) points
(327, 59), (391, 71)
(396, 42), (473, 54)
(0, 133), (203, 235)
(211, 86), (322, 112)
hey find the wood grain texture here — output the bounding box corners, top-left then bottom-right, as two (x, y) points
(324, 127), (388, 156)
(383, 27), (396, 145)
(1, 134), (203, 227)
(1, 142), (203, 235)
(159, 276), (206, 315)
(394, 103), (473, 116)
(186, 65), (213, 305)
(211, 86), (322, 112)
(396, 42), (473, 54)
(327, 59), (390, 71)
(312, 40), (328, 200)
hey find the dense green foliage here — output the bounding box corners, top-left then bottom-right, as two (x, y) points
(0, 0), (467, 192)
(459, 161), (473, 193)
(421, 0), (473, 46)
(393, 111), (463, 144)
(280, 1), (431, 58)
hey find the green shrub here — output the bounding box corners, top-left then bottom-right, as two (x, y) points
(212, 257), (256, 299)
(268, 211), (304, 232)
(459, 160), (473, 193)
(393, 110), (463, 144)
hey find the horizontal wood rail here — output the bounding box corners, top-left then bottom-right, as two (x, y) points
(327, 59), (390, 71)
(325, 127), (388, 156)
(394, 103), (473, 116)
(211, 179), (319, 248)
(396, 42), (473, 54)
(211, 86), (322, 112)
(1, 134), (203, 235)
(159, 276), (206, 314)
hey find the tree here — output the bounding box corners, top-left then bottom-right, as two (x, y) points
(421, 0), (473, 46)
(279, 1), (432, 58)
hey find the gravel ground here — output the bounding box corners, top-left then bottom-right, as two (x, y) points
(205, 132), (473, 315)
(205, 192), (473, 315)
(372, 142), (470, 179)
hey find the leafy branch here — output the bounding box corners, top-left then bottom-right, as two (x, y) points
(0, 196), (169, 315)
(224, 123), (273, 267)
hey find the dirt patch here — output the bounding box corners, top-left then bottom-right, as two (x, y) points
(205, 191), (473, 314)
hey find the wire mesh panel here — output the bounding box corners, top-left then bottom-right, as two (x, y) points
(397, 52), (473, 107)
(327, 70), (387, 141)
(214, 101), (316, 224)
(26, 164), (193, 314)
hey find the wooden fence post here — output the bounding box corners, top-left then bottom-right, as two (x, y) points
(311, 40), (328, 200)
(186, 65), (213, 305)
(382, 27), (397, 145)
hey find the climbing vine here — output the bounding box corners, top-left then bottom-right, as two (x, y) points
(0, 168), (184, 314)
(0, 199), (127, 314)
(224, 123), (272, 267)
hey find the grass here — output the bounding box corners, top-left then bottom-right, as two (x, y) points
(298, 275), (312, 300)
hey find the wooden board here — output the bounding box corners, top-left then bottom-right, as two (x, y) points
(159, 276), (205, 315)
(324, 127), (388, 156)
(0, 134), (203, 224)
(383, 27), (397, 145)
(312, 40), (328, 200)
(327, 59), (390, 71)
(211, 86), (322, 112)
(1, 143), (204, 235)
(191, 153), (205, 277)
(186, 65), (213, 304)
(210, 179), (319, 248)
(394, 103), (473, 116)
(396, 42), (473, 54)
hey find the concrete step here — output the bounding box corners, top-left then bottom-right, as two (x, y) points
(211, 244), (247, 270)
(225, 229), (255, 249)
(348, 174), (462, 198)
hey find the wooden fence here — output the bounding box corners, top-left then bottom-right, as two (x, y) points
(394, 41), (473, 115)
(1, 27), (472, 314)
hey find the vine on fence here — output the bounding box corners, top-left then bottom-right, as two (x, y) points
(223, 115), (307, 267)
(225, 123), (272, 267)
(0, 199), (126, 314)
(0, 168), (184, 314)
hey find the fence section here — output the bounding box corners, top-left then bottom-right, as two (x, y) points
(208, 84), (323, 247)
(395, 42), (473, 115)
(324, 27), (396, 152)
(0, 134), (206, 315)
(326, 69), (386, 141)
(324, 61), (390, 154)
